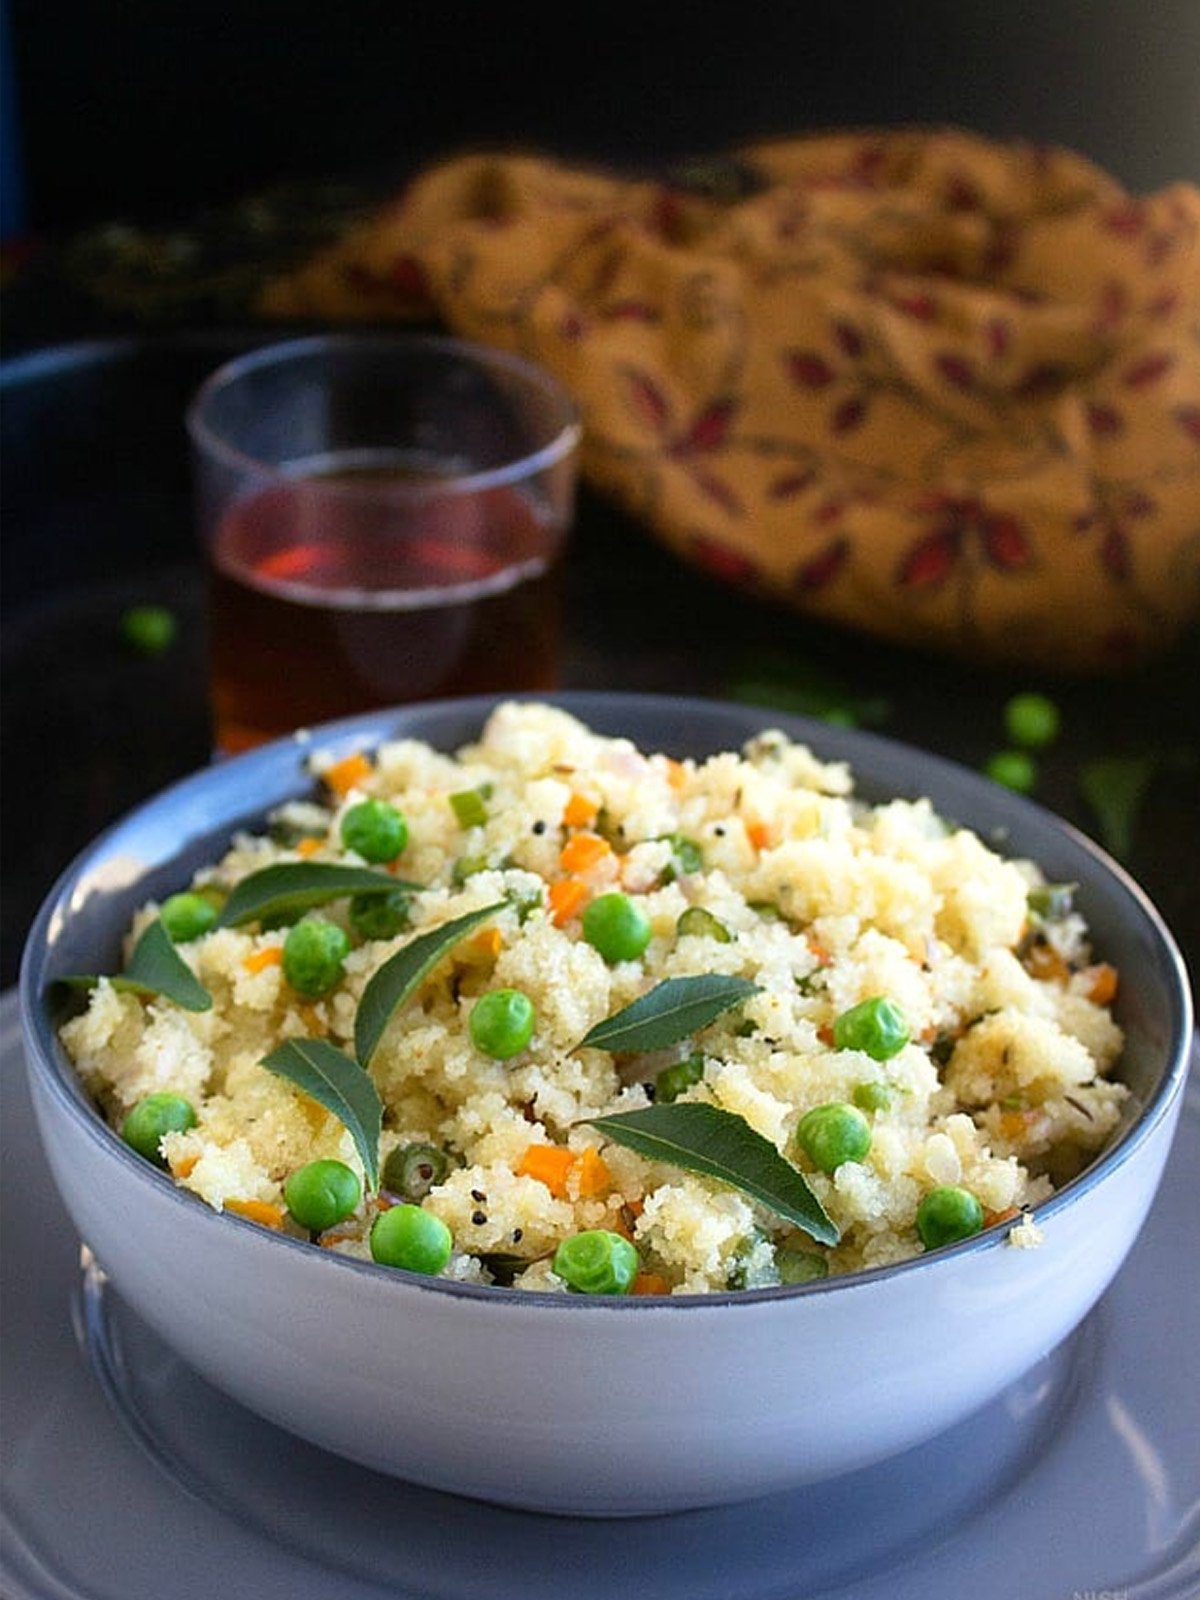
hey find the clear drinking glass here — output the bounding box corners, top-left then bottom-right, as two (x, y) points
(187, 334), (581, 754)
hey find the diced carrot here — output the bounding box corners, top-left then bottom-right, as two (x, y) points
(632, 1272), (671, 1296)
(576, 1146), (612, 1198)
(324, 751), (372, 797)
(817, 1022), (835, 1046)
(613, 1196), (644, 1240)
(169, 1151), (199, 1179)
(243, 945), (283, 974)
(1085, 962), (1119, 1006)
(562, 791), (599, 829)
(559, 832), (612, 874)
(664, 758), (687, 792)
(746, 819), (771, 851)
(225, 1198), (285, 1230)
(516, 1143), (575, 1198)
(807, 937), (832, 967)
(1000, 1108), (1034, 1141)
(296, 1091), (329, 1131)
(469, 926), (504, 960)
(1025, 943), (1070, 984)
(548, 877), (590, 926)
(295, 835), (325, 858)
(983, 1205), (1022, 1229)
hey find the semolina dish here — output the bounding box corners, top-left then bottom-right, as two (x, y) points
(59, 702), (1129, 1295)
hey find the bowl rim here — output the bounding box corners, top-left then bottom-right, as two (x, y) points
(19, 690), (1194, 1311)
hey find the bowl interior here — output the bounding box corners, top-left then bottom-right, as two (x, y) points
(20, 691), (1193, 1235)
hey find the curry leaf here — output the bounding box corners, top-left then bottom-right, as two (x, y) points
(261, 1038), (382, 1190)
(588, 1102), (838, 1246)
(217, 862), (419, 928)
(59, 918), (213, 1012)
(355, 902), (507, 1067)
(578, 975), (760, 1054)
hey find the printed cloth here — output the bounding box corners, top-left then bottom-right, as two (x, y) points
(261, 129), (1200, 670)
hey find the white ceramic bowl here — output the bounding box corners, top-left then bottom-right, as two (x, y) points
(20, 693), (1193, 1516)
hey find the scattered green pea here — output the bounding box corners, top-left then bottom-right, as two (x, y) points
(469, 987), (536, 1059)
(121, 1092), (197, 1167)
(120, 604), (176, 656)
(1004, 692), (1060, 751)
(795, 1102), (872, 1173)
(552, 1229), (639, 1294)
(833, 996), (910, 1061)
(284, 1159), (361, 1232)
(582, 892), (652, 963)
(370, 1204), (453, 1274)
(349, 888), (412, 942)
(676, 906), (732, 942)
(159, 891), (218, 943)
(340, 798), (408, 863)
(655, 1053), (705, 1103)
(985, 750), (1038, 794)
(282, 918), (350, 996)
(916, 1185), (985, 1249)
(776, 1247), (830, 1284)
(382, 1142), (452, 1201)
(852, 1080), (892, 1114)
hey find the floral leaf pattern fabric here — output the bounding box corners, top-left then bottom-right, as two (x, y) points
(261, 129), (1200, 671)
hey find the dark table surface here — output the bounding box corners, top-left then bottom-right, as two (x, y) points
(2, 331), (1197, 996)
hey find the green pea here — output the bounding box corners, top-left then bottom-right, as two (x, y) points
(159, 892), (218, 943)
(833, 996), (910, 1061)
(795, 1102), (872, 1173)
(852, 1080), (892, 1114)
(985, 750), (1038, 794)
(1027, 882), (1075, 924)
(282, 918), (351, 996)
(349, 888), (412, 941)
(469, 988), (536, 1059)
(1003, 692), (1060, 751)
(676, 906), (732, 942)
(553, 1229), (639, 1294)
(120, 603), (176, 656)
(657, 833), (703, 883)
(655, 1053), (705, 1103)
(284, 1159), (361, 1232)
(776, 1247), (830, 1285)
(121, 1092), (197, 1167)
(916, 1185), (985, 1249)
(582, 892), (652, 964)
(382, 1142), (451, 1201)
(370, 1204), (453, 1274)
(340, 798), (408, 863)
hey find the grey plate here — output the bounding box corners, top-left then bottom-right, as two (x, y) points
(3, 982), (1198, 1600)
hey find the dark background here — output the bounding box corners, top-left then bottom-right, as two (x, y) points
(6, 0), (1200, 235)
(2, 2), (1198, 992)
